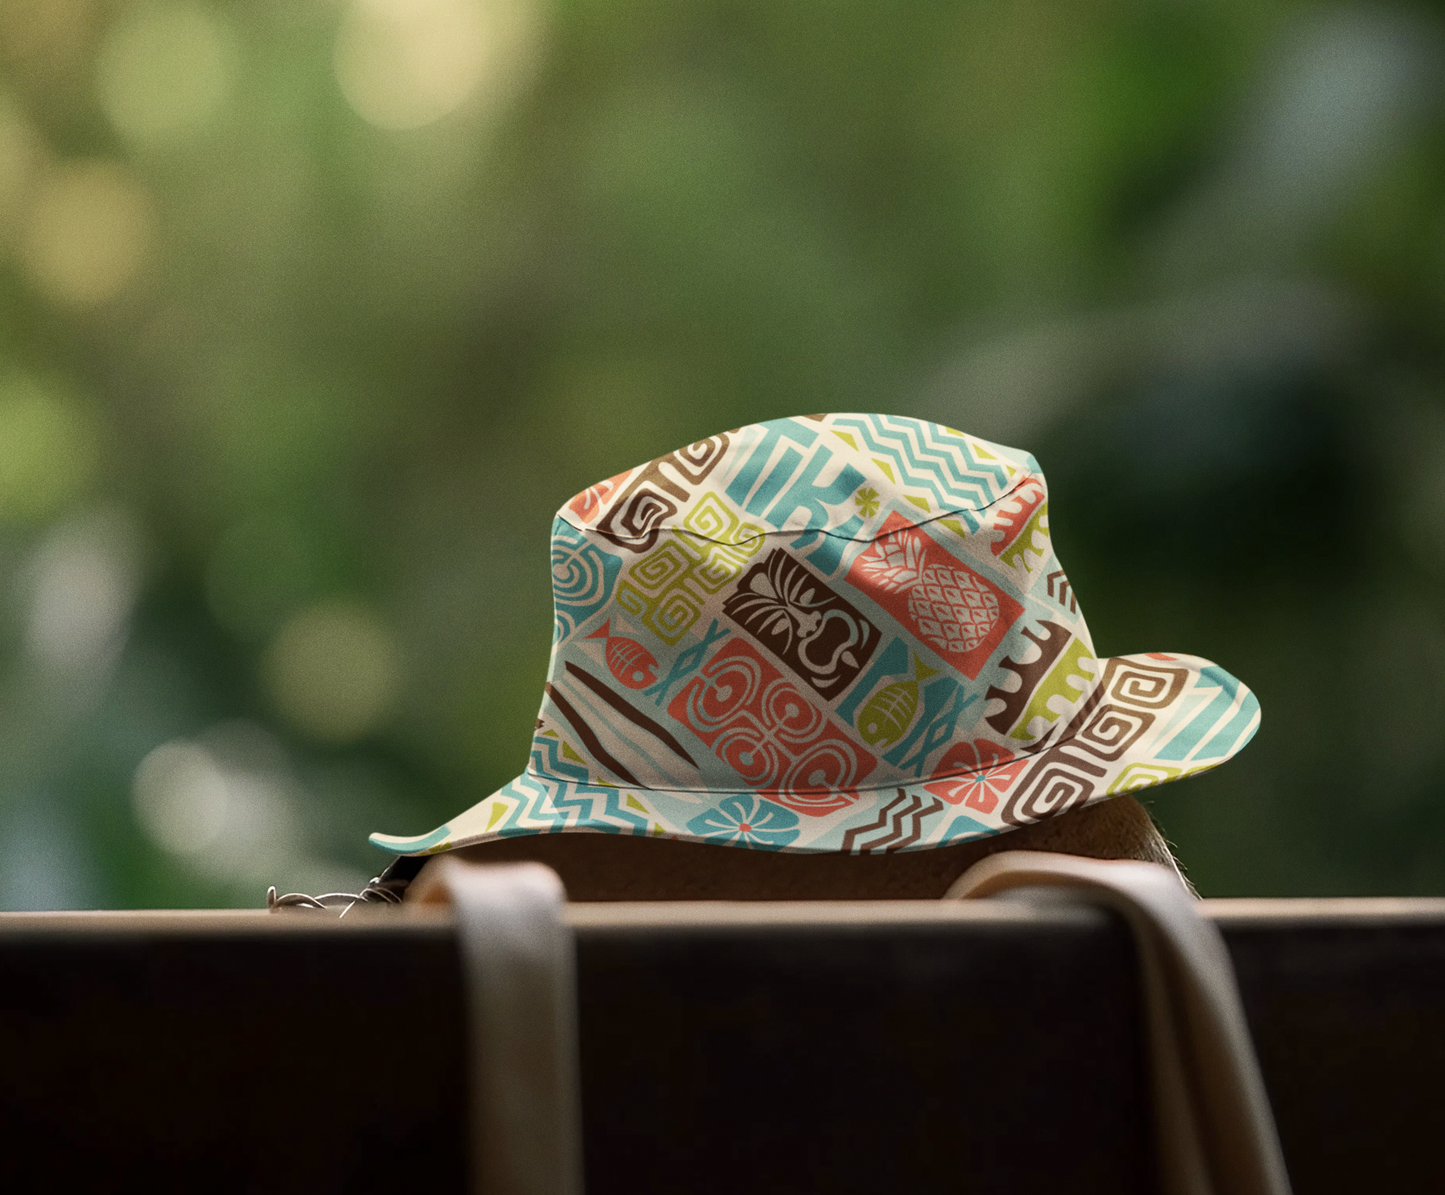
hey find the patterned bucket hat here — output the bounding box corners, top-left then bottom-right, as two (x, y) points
(371, 414), (1259, 857)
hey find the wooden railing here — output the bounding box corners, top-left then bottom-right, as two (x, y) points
(2, 898), (1442, 1193)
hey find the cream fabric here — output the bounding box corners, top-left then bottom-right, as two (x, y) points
(948, 852), (1292, 1195)
(413, 859), (584, 1195)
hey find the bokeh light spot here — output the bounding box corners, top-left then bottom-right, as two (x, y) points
(333, 0), (543, 131)
(262, 601), (401, 744)
(24, 507), (144, 680)
(133, 741), (230, 855)
(95, 0), (238, 146)
(0, 377), (96, 523)
(19, 160), (153, 306)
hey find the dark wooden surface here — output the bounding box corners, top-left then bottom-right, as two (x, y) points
(0, 900), (1440, 1193)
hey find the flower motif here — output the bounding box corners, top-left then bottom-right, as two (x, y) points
(923, 739), (1029, 814)
(687, 793), (800, 850)
(853, 486), (880, 518)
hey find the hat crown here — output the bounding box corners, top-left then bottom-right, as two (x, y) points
(544, 414), (1094, 814)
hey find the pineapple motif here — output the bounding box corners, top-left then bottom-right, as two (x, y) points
(848, 512), (1023, 679)
(908, 564), (1000, 654)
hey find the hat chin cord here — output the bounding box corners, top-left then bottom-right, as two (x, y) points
(947, 851), (1293, 1195)
(266, 854), (429, 914)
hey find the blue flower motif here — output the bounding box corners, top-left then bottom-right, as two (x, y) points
(687, 793), (800, 850)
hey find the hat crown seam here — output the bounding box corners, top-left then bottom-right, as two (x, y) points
(553, 471), (1038, 547)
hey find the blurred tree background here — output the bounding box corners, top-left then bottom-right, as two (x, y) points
(1, 0), (1444, 906)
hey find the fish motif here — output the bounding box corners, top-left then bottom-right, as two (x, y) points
(586, 620), (659, 689)
(857, 654), (938, 748)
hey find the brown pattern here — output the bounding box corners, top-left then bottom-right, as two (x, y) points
(544, 682), (640, 787)
(999, 752), (1105, 825)
(595, 433), (731, 552)
(840, 789), (946, 854)
(1070, 703), (1154, 761)
(997, 657), (1186, 826)
(564, 662), (698, 768)
(984, 620), (1071, 735)
(1103, 660), (1188, 709)
(723, 549), (879, 699)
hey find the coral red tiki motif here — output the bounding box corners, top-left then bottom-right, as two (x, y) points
(568, 469), (629, 523)
(669, 639), (877, 816)
(848, 512), (1023, 678)
(990, 475), (1046, 557)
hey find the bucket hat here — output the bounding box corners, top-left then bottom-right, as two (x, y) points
(371, 414), (1259, 858)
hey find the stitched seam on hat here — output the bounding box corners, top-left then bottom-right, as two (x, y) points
(553, 472), (1036, 546)
(536, 714), (1095, 795)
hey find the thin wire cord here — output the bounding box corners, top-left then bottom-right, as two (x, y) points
(266, 874), (407, 915)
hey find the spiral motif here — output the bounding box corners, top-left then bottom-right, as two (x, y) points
(761, 677), (825, 746)
(551, 542), (606, 607)
(652, 587), (701, 641)
(695, 546), (745, 593)
(671, 433), (729, 481)
(783, 740), (862, 799)
(614, 583), (648, 619)
(629, 542), (689, 592)
(686, 651), (764, 730)
(715, 722), (786, 788)
(682, 491), (737, 541)
(1001, 764), (1092, 825)
(1106, 663), (1187, 709)
(1073, 703), (1152, 761)
(617, 488), (678, 540)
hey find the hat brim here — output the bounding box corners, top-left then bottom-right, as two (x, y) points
(370, 652), (1258, 857)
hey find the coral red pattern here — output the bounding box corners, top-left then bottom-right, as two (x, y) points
(669, 639), (876, 816)
(923, 740), (1030, 813)
(848, 512), (1023, 678)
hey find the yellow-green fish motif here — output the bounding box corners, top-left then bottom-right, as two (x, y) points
(857, 654), (938, 748)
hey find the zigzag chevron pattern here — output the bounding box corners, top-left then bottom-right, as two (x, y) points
(839, 789), (946, 854)
(1046, 569), (1077, 613)
(831, 414), (1022, 511)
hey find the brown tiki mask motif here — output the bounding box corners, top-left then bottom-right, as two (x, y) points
(723, 549), (880, 700)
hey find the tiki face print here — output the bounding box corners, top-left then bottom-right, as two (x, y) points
(723, 550), (879, 699)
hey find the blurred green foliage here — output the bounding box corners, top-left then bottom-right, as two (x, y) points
(2, 0), (1444, 905)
